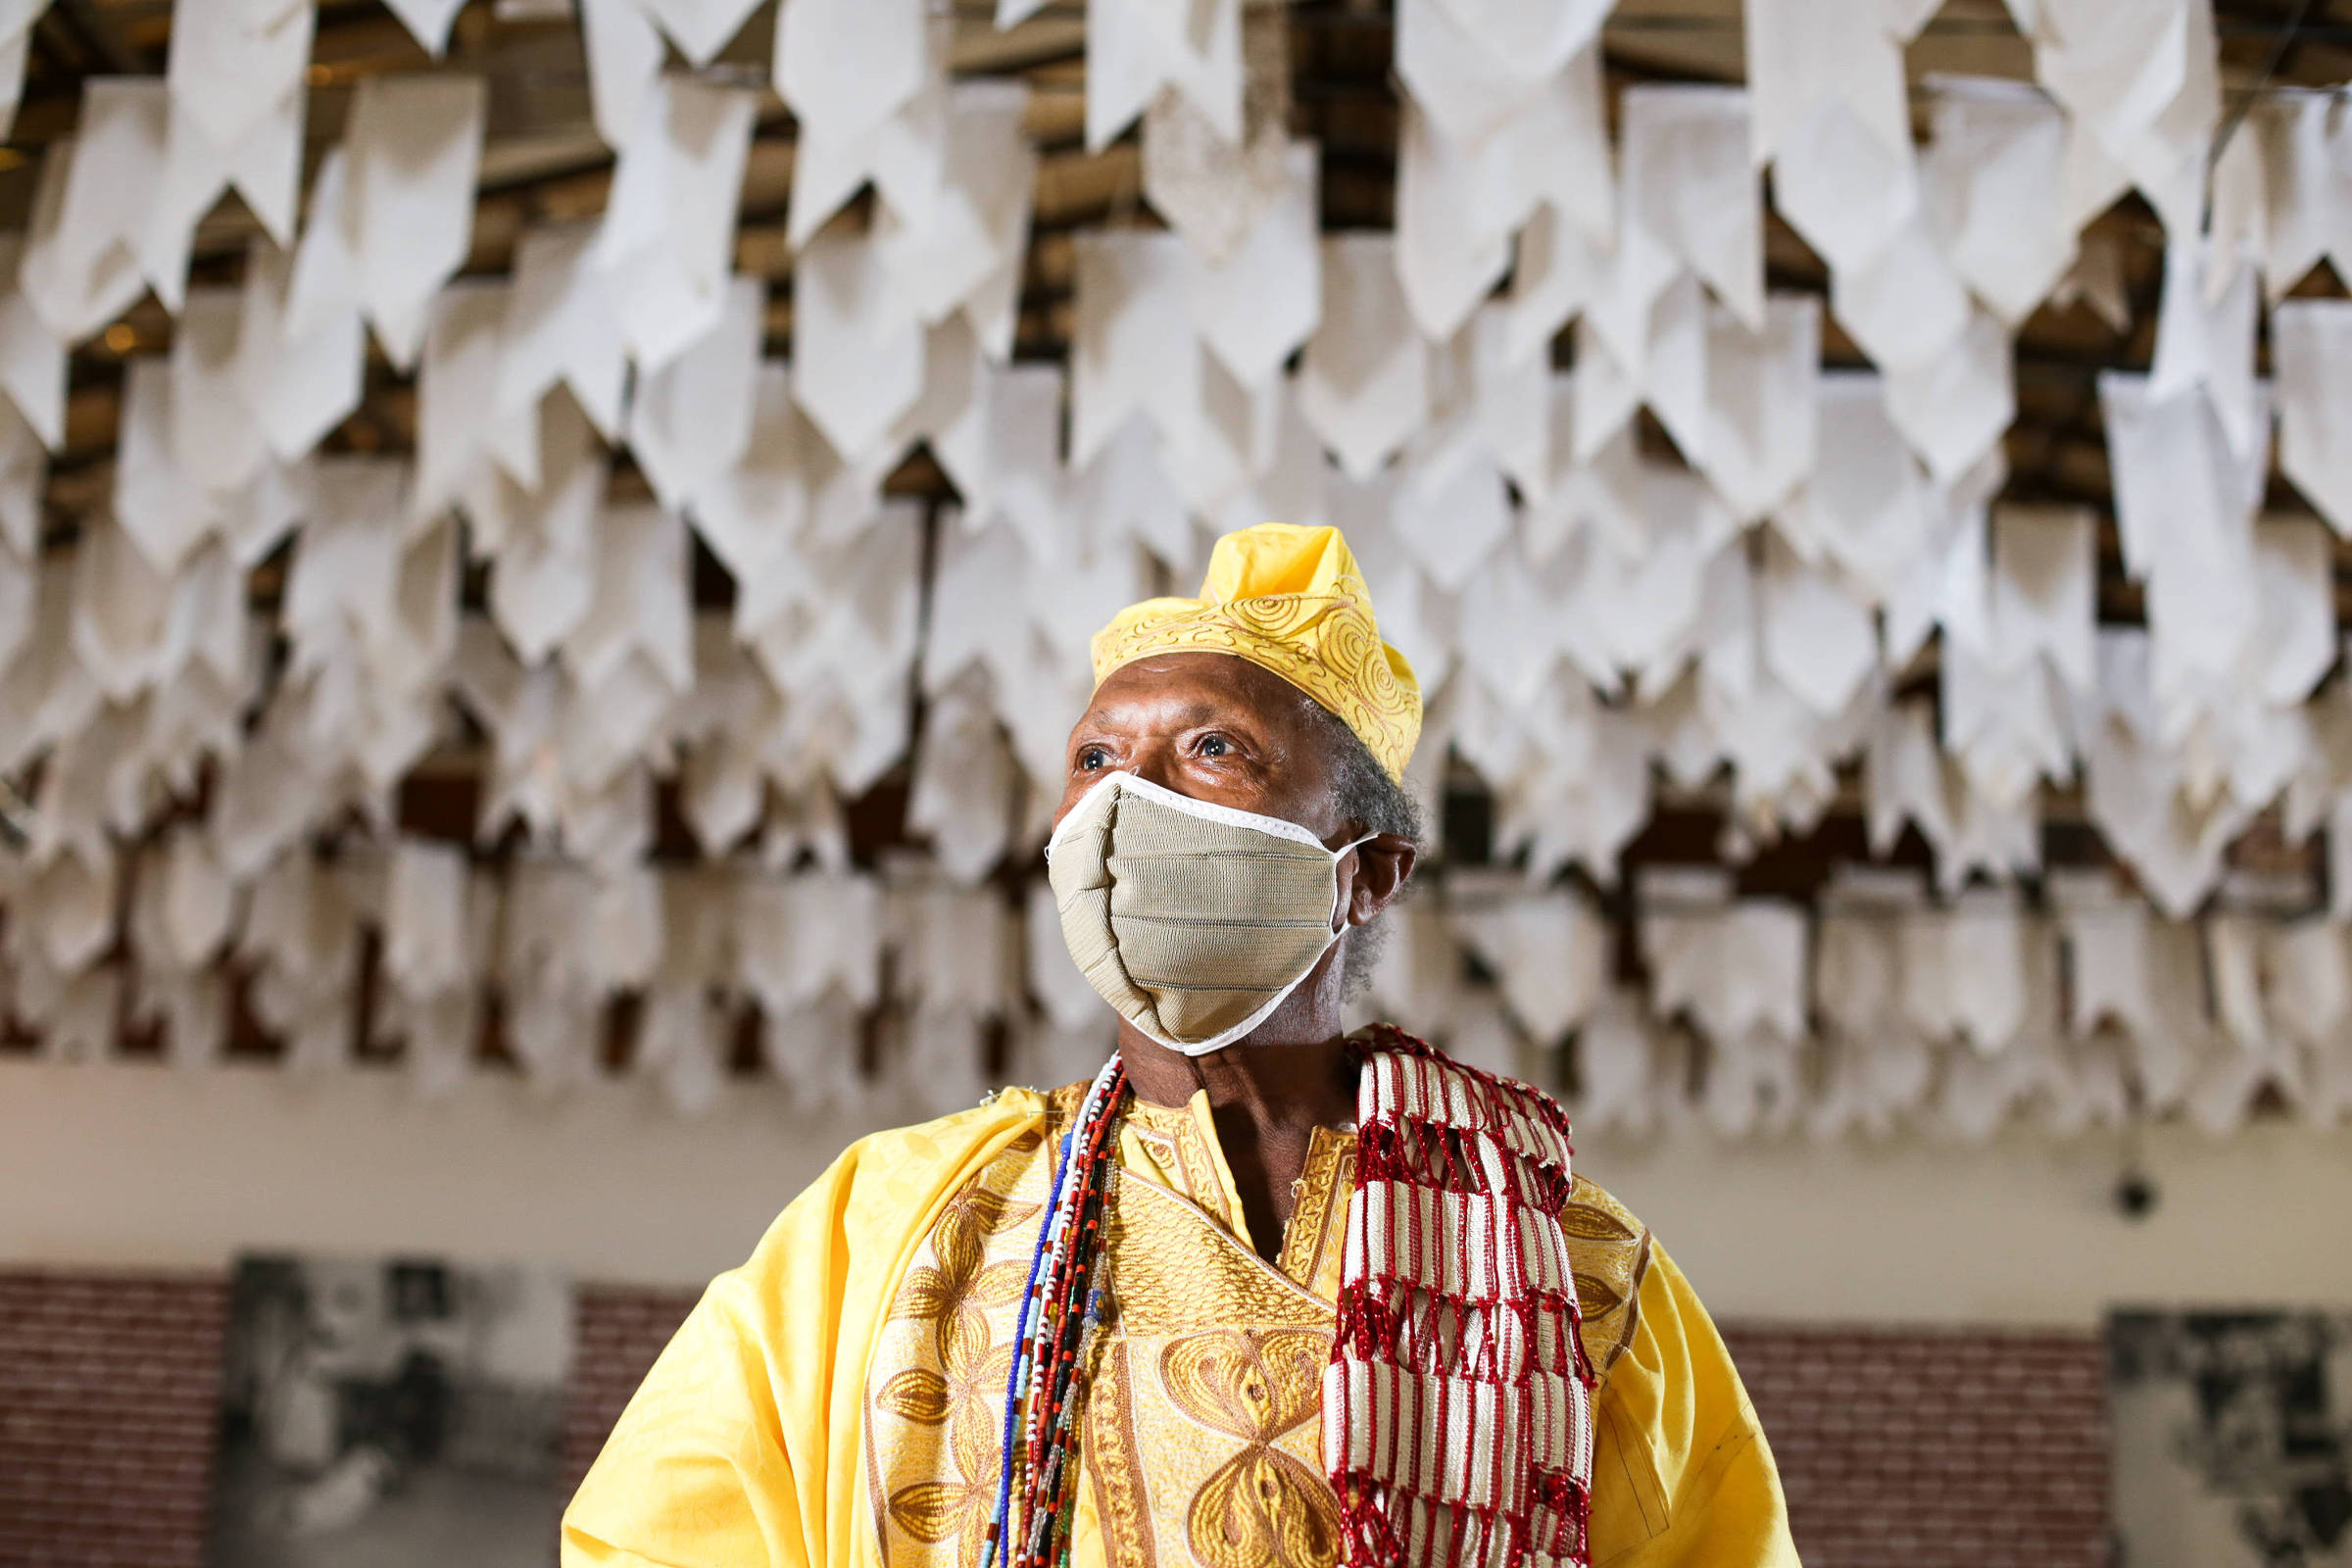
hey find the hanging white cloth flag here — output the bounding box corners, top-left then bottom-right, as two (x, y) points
(70, 509), (184, 702)
(500, 222), (629, 441)
(170, 286), (267, 496)
(2251, 516), (2334, 709)
(1698, 294), (1820, 520)
(580, 0), (662, 150)
(2147, 234), (2261, 460)
(166, 0), (311, 155)
(381, 0), (471, 55)
(1618, 85), (1764, 330)
(626, 276), (764, 513)
(776, 0), (932, 154)
(280, 148), (360, 339)
(0, 404), (39, 562)
(483, 395), (609, 663)
(1087, 0), (1241, 152)
(1758, 532), (1878, 718)
(564, 503), (695, 701)
(1183, 140), (1320, 388)
(1882, 305), (2015, 485)
(234, 238), (364, 464)
(1744, 0), (1909, 171)
(1572, 990), (1664, 1136)
(2258, 90), (2352, 303)
(2080, 630), (2248, 917)
(873, 82), (1036, 354)
(1391, 101), (1513, 344)
(343, 74), (487, 369)
(19, 107), (158, 342)
(0, 237), (65, 453)
(2272, 298), (2352, 537)
(637, 985), (731, 1118)
(1767, 88), (1916, 290)
(635, 0), (761, 68)
(1069, 227), (1200, 466)
(2028, 0), (2218, 243)
(151, 825), (236, 970)
(792, 220), (928, 466)
(1921, 77), (2076, 323)
(1504, 199), (1608, 369)
(1446, 876), (1607, 1044)
(413, 281), (539, 523)
(1393, 0), (1606, 152)
(1298, 234), (1430, 478)
(0, 0), (49, 141)
(594, 74), (758, 370)
(384, 837), (472, 997)
(2102, 372), (2274, 729)
(2053, 880), (2157, 1040)
(1987, 504), (2096, 692)
(1393, 449), (1510, 594)
(2266, 919), (2349, 1049)
(1830, 215), (1973, 375)
(691, 363), (818, 602)
(906, 675), (1018, 884)
(1141, 3), (1289, 268)
(159, 79), (305, 268)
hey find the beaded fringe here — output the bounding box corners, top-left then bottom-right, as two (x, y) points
(1324, 1025), (1597, 1568)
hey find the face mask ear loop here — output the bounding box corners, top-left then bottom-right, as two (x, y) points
(1330, 832), (1381, 933)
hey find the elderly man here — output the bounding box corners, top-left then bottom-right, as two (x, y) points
(564, 524), (1798, 1568)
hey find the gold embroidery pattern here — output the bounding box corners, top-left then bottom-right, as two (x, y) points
(1112, 1180), (1333, 1335)
(866, 1128), (1054, 1566)
(1561, 1174), (1653, 1378)
(1276, 1127), (1355, 1295)
(1127, 1099), (1235, 1231)
(1161, 1329), (1343, 1568)
(1082, 1341), (1156, 1568)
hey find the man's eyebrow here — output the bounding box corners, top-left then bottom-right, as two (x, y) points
(1076, 698), (1259, 731)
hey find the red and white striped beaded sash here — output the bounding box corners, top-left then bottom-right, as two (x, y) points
(1324, 1026), (1595, 1568)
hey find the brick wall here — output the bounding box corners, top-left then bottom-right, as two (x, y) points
(561, 1285), (700, 1492)
(0, 1268), (2106, 1567)
(0, 1272), (227, 1568)
(1725, 1324), (2109, 1568)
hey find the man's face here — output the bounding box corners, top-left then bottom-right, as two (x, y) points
(1052, 652), (1347, 844)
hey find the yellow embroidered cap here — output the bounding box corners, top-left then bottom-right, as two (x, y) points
(1089, 522), (1422, 781)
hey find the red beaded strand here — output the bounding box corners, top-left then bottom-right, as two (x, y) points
(1008, 1063), (1128, 1568)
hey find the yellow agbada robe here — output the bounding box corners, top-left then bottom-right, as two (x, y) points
(564, 1084), (1800, 1568)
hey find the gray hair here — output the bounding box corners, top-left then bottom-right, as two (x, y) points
(1298, 697), (1425, 1000)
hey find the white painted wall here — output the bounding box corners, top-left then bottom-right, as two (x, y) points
(5, 1057), (2347, 1326)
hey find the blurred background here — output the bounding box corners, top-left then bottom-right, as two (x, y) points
(3, 0), (2352, 1564)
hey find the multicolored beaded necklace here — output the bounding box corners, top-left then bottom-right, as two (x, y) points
(983, 1053), (1128, 1568)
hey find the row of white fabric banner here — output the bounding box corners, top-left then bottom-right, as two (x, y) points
(2, 0), (2351, 1142)
(12, 839), (2352, 1142)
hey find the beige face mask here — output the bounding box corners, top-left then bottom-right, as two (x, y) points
(1046, 771), (1371, 1055)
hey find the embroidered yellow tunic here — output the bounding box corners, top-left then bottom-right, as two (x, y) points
(563, 1087), (1800, 1568)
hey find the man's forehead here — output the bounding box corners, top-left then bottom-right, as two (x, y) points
(1081, 654), (1303, 726)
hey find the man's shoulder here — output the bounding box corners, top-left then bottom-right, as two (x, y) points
(822, 1088), (1061, 1195)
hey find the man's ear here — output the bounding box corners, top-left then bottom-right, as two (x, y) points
(1342, 834), (1417, 928)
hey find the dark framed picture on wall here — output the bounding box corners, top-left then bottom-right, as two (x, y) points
(207, 1253), (573, 1568)
(2109, 1308), (2352, 1567)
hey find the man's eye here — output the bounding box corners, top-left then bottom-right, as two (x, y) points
(1078, 747), (1108, 770)
(1200, 735), (1229, 758)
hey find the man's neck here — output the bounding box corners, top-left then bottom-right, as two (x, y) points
(1115, 1006), (1362, 1265)
(1118, 1028), (1361, 1130)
